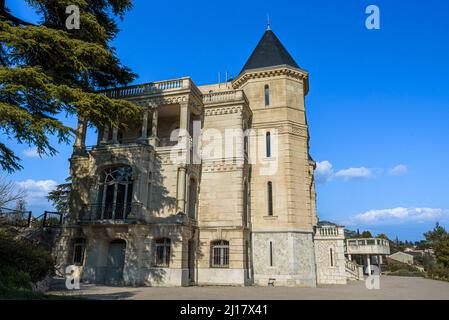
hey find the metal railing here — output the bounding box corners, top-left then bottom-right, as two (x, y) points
(0, 207), (63, 228)
(79, 203), (143, 223)
(0, 207), (32, 227)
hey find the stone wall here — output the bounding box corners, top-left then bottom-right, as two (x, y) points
(314, 227), (347, 285)
(253, 232), (317, 287)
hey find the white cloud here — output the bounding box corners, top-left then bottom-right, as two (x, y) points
(17, 179), (58, 205)
(315, 161), (334, 184)
(344, 207), (449, 226)
(22, 148), (41, 158)
(389, 164), (407, 176)
(335, 167), (372, 180)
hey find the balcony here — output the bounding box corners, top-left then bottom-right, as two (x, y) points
(102, 77), (202, 99)
(79, 203), (144, 224)
(346, 238), (391, 255)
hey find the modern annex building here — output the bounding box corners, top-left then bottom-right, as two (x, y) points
(55, 28), (358, 287)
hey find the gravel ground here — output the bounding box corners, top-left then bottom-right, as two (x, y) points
(48, 276), (449, 300)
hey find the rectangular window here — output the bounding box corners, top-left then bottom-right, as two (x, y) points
(73, 239), (86, 266)
(330, 248), (334, 267)
(269, 241), (273, 267)
(155, 238), (171, 267)
(211, 241), (229, 268)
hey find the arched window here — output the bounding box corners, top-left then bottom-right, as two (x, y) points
(267, 181), (273, 216)
(266, 132), (271, 158)
(155, 238), (171, 267)
(330, 248), (334, 267)
(211, 240), (229, 268)
(188, 178), (197, 219)
(98, 166), (133, 220)
(264, 85), (270, 107)
(73, 238), (86, 266)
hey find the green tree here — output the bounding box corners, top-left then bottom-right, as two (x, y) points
(0, 0), (141, 173)
(377, 233), (389, 240)
(424, 223), (449, 268)
(361, 230), (373, 238)
(47, 177), (71, 214)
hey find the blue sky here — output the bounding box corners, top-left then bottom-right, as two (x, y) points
(3, 0), (449, 241)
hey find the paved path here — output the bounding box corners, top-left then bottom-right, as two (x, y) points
(48, 276), (449, 300)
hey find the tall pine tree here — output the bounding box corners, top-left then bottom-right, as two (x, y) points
(0, 0), (141, 172)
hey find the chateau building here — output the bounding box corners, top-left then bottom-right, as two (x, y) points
(55, 28), (349, 287)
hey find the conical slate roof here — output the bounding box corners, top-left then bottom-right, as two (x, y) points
(240, 29), (300, 74)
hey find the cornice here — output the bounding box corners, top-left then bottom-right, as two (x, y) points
(232, 65), (309, 90)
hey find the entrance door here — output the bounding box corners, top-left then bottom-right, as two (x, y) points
(188, 239), (195, 285)
(106, 239), (126, 286)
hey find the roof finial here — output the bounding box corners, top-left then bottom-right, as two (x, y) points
(266, 14), (271, 30)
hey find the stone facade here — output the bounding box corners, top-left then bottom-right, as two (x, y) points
(55, 28), (345, 287)
(314, 224), (347, 285)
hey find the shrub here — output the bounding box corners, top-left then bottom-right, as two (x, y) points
(427, 264), (449, 281)
(386, 260), (420, 273)
(0, 231), (54, 291)
(389, 269), (425, 277)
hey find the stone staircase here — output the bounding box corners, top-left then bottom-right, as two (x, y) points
(345, 258), (363, 281)
(0, 208), (63, 250)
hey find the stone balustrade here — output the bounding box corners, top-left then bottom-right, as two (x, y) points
(315, 225), (345, 239)
(203, 90), (248, 105)
(103, 77), (197, 98)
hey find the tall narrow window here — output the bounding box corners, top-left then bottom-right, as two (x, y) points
(211, 240), (229, 268)
(188, 178), (197, 219)
(267, 181), (273, 216)
(73, 238), (86, 266)
(243, 180), (249, 226)
(266, 132), (271, 158)
(269, 241), (273, 266)
(264, 85), (270, 107)
(155, 238), (171, 267)
(245, 240), (250, 272)
(330, 248), (334, 267)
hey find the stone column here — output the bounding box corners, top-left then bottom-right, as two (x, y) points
(149, 107), (159, 147)
(101, 125), (109, 144)
(139, 109), (149, 143)
(112, 127), (119, 144)
(178, 102), (190, 145)
(366, 255), (371, 276)
(74, 116), (87, 154)
(379, 255), (383, 264)
(176, 102), (190, 214)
